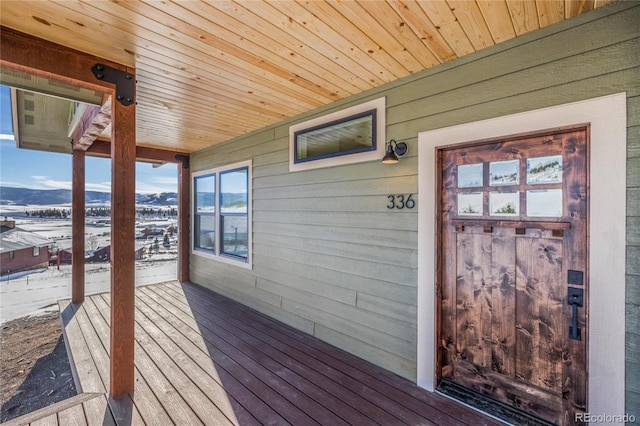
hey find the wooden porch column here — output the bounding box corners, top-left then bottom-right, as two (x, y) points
(71, 149), (85, 303)
(110, 88), (136, 399)
(178, 162), (190, 283)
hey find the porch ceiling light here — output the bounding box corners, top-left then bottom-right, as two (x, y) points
(382, 139), (408, 164)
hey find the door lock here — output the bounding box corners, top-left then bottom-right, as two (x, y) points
(568, 287), (583, 340)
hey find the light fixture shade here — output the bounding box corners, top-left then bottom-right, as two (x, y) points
(382, 139), (407, 164)
(382, 145), (399, 164)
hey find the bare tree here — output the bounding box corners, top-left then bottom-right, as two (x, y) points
(86, 233), (99, 251)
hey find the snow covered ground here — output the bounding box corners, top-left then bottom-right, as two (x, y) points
(0, 212), (180, 323)
(0, 258), (177, 324)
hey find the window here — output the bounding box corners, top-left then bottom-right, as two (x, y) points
(294, 109), (376, 163)
(192, 160), (251, 267)
(33, 246), (40, 256)
(9, 251), (15, 259)
(289, 97), (386, 172)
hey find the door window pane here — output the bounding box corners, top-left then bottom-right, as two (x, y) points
(527, 155), (562, 184)
(489, 160), (519, 186)
(489, 191), (520, 216)
(457, 163), (483, 188)
(527, 189), (563, 217)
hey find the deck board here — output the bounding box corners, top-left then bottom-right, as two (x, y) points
(0, 393), (111, 426)
(176, 282), (499, 425)
(5, 280), (503, 425)
(143, 286), (356, 425)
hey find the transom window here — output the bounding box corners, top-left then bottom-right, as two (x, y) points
(192, 160), (251, 267)
(289, 97), (386, 172)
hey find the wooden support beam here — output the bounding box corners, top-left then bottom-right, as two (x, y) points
(0, 26), (124, 93)
(178, 163), (190, 283)
(86, 140), (189, 165)
(2, 26), (138, 401)
(72, 149), (85, 303)
(71, 97), (112, 151)
(109, 87), (137, 399)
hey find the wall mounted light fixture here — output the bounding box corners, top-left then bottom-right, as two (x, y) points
(381, 139), (408, 164)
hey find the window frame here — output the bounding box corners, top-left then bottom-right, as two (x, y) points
(191, 160), (252, 269)
(289, 97), (386, 172)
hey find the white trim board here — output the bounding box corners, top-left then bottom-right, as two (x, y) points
(417, 93), (627, 417)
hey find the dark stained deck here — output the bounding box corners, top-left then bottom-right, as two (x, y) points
(5, 281), (503, 425)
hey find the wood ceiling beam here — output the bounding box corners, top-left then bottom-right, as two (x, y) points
(87, 140), (189, 165)
(0, 26), (125, 94)
(71, 97), (112, 151)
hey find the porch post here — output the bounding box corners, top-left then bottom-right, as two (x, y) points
(178, 162), (190, 283)
(110, 86), (136, 398)
(71, 149), (85, 303)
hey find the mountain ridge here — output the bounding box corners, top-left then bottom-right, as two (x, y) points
(0, 186), (178, 206)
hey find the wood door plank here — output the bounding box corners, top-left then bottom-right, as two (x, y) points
(515, 236), (564, 392)
(489, 232), (516, 377)
(455, 232), (493, 371)
(515, 236), (564, 423)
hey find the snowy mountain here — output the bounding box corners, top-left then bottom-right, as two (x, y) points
(0, 187), (178, 206)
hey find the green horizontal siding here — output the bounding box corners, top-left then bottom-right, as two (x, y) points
(191, 2), (640, 415)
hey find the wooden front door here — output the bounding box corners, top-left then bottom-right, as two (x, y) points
(437, 126), (589, 425)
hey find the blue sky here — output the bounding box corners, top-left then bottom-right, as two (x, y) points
(0, 85), (177, 194)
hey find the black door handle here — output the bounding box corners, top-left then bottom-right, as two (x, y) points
(568, 287), (583, 340)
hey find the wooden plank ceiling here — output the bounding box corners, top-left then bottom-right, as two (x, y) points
(0, 0), (612, 153)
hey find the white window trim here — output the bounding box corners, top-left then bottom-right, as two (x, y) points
(417, 93), (627, 417)
(289, 97), (386, 172)
(191, 160), (252, 270)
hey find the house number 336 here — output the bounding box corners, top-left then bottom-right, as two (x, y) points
(387, 194), (415, 209)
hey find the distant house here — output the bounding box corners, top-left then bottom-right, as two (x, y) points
(0, 219), (50, 276)
(52, 246), (90, 265)
(54, 243), (145, 265)
(87, 244), (145, 263)
(52, 248), (73, 265)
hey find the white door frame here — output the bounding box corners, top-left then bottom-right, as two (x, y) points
(417, 93), (627, 418)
